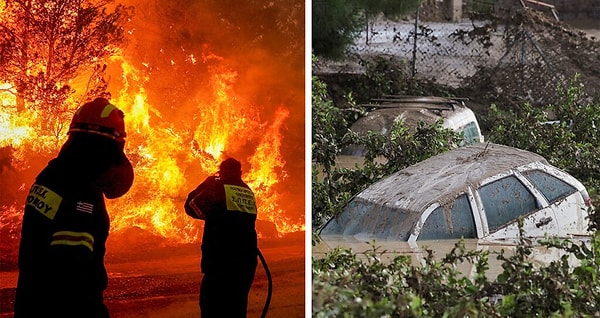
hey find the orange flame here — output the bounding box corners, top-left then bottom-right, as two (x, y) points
(1, 49), (303, 245)
(105, 53), (302, 242)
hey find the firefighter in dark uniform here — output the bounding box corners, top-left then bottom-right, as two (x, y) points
(14, 97), (134, 318)
(184, 157), (258, 318)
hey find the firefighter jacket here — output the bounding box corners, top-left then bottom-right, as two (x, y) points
(14, 133), (133, 318)
(184, 175), (258, 274)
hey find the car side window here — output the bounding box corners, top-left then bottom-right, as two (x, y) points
(522, 170), (577, 204)
(461, 121), (481, 144)
(419, 194), (476, 240)
(478, 176), (538, 232)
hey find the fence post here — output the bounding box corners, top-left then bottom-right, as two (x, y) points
(445, 0), (463, 22)
(411, 6), (419, 78)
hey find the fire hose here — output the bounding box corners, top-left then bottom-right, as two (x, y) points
(257, 248), (272, 318)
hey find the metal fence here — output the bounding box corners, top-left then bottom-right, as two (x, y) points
(348, 3), (599, 106)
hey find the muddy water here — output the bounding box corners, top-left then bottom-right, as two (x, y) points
(333, 155), (369, 169)
(314, 235), (586, 281)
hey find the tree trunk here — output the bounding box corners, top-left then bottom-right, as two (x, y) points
(15, 85), (25, 113)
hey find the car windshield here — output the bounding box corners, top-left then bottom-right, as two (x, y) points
(319, 197), (416, 241)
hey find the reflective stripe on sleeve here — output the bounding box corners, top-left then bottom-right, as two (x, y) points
(50, 231), (95, 252)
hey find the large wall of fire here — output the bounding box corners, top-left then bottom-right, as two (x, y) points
(0, 0), (305, 248)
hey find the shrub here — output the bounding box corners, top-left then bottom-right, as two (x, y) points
(313, 224), (600, 317)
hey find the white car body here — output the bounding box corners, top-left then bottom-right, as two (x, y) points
(344, 96), (484, 156)
(321, 143), (592, 242)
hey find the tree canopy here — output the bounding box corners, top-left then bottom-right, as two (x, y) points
(0, 0), (133, 113)
(312, 0), (420, 59)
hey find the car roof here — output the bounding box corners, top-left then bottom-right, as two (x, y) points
(321, 143), (549, 239)
(351, 96), (474, 136)
(358, 142), (549, 212)
(350, 107), (443, 136)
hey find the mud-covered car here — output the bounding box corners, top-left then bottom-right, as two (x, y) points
(344, 96), (484, 156)
(320, 143), (592, 242)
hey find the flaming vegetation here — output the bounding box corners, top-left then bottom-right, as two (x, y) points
(1, 0), (305, 265)
(105, 56), (296, 241)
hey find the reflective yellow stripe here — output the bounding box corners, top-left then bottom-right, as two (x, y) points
(50, 240), (94, 251)
(51, 231), (94, 252)
(100, 104), (117, 118)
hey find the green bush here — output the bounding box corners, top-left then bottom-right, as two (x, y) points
(487, 75), (600, 228)
(312, 71), (600, 317)
(313, 225), (600, 317)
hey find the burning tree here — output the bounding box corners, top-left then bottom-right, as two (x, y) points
(0, 0), (133, 144)
(1, 0), (305, 266)
(0, 0), (133, 268)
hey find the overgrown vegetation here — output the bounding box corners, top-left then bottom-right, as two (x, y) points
(313, 222), (600, 317)
(312, 0), (420, 59)
(312, 56), (600, 315)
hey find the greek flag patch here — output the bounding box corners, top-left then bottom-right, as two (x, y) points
(76, 201), (94, 214)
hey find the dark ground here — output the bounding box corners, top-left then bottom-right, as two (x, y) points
(0, 233), (306, 318)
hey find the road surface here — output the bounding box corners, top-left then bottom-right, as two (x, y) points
(0, 234), (306, 318)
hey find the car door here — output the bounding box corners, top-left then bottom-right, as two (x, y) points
(474, 171), (560, 240)
(519, 167), (589, 236)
